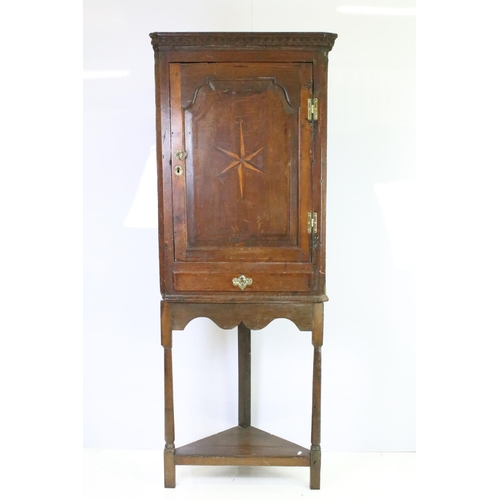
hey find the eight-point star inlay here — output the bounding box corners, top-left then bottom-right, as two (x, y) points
(216, 120), (265, 198)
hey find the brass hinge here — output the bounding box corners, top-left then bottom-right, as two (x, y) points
(308, 97), (318, 121)
(307, 212), (318, 234)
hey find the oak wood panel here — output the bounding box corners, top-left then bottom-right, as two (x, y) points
(173, 271), (312, 292)
(175, 425), (310, 466)
(169, 62), (188, 261)
(154, 51), (174, 295)
(170, 62), (312, 264)
(175, 455), (310, 466)
(183, 247), (307, 262)
(184, 80), (297, 249)
(312, 53), (329, 294)
(172, 261), (313, 272)
(168, 302), (316, 331)
(179, 62), (311, 109)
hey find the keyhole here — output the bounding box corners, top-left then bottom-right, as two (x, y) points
(174, 165), (183, 176)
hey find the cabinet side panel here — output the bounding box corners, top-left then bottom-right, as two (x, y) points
(312, 54), (329, 294)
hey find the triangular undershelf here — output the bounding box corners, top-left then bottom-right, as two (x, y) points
(174, 425), (310, 466)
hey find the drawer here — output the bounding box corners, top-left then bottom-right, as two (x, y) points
(173, 271), (312, 292)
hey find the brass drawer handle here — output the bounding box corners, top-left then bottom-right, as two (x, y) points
(232, 275), (253, 290)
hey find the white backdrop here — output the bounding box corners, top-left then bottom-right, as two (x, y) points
(83, 0), (415, 452)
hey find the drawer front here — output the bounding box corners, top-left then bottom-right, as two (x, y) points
(173, 272), (312, 292)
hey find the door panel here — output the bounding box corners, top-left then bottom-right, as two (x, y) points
(170, 62), (312, 263)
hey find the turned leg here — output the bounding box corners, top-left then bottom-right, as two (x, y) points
(161, 301), (175, 488)
(238, 322), (251, 428)
(310, 303), (324, 490)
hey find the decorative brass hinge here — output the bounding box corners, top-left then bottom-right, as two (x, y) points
(307, 212), (318, 234)
(308, 97), (318, 121)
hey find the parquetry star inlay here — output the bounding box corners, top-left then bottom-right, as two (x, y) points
(216, 121), (265, 198)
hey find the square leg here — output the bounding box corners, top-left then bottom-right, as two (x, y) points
(310, 303), (324, 489)
(238, 322), (251, 428)
(161, 302), (176, 488)
(164, 446), (175, 488)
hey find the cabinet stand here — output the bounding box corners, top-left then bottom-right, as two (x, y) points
(160, 300), (324, 489)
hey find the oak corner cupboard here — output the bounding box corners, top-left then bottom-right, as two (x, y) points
(149, 31), (337, 489)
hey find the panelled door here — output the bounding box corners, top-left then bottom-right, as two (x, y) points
(169, 62), (315, 292)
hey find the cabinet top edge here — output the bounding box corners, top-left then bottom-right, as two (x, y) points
(150, 32), (338, 52)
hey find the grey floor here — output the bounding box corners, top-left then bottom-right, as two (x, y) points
(83, 449), (415, 500)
